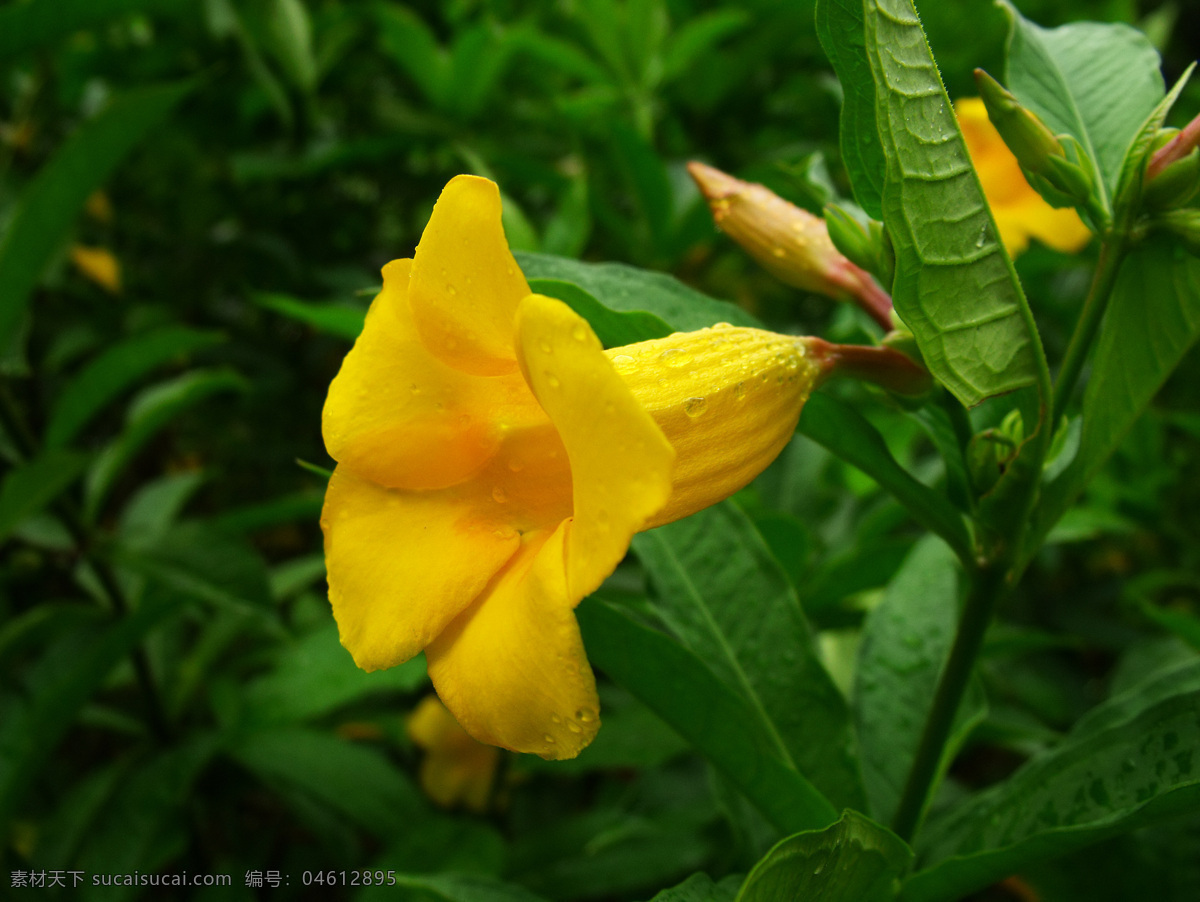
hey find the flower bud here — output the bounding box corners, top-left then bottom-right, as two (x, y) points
(975, 69), (1065, 180)
(1143, 147), (1200, 211)
(688, 161), (893, 330)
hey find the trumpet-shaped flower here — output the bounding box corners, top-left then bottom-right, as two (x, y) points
(322, 175), (824, 759)
(956, 98), (1091, 257)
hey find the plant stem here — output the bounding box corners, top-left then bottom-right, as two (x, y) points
(1051, 238), (1128, 422)
(0, 380), (173, 742)
(891, 558), (1008, 842)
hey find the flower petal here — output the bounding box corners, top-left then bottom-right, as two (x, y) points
(425, 526), (600, 759)
(408, 695), (499, 812)
(515, 294), (674, 601)
(321, 466), (520, 671)
(323, 258), (540, 491)
(408, 175), (531, 376)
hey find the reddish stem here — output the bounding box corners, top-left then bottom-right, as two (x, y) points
(809, 339), (932, 397)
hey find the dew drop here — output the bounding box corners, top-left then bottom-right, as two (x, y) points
(447, 285), (457, 296)
(543, 734), (556, 744)
(550, 713), (562, 724)
(684, 397), (708, 418)
(575, 707), (596, 723)
(712, 321), (732, 330)
(493, 525), (516, 539)
(409, 383), (422, 395)
(571, 325), (587, 342)
(733, 381), (747, 401)
(771, 246), (786, 258)
(539, 339), (553, 354)
(612, 354), (634, 367)
(567, 721), (582, 734)
(659, 348), (692, 367)
(507, 458), (524, 473)
(546, 372), (561, 388)
(492, 486), (508, 503)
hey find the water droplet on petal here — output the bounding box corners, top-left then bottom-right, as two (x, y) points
(611, 354), (634, 369)
(684, 397), (708, 418)
(409, 383), (422, 395)
(576, 707), (596, 723)
(543, 734), (556, 744)
(546, 372), (561, 388)
(567, 721), (582, 734)
(571, 325), (587, 342)
(492, 486), (508, 503)
(508, 458), (524, 473)
(771, 246), (786, 258)
(550, 713), (562, 724)
(659, 348), (691, 367)
(448, 285), (457, 296)
(733, 381), (747, 401)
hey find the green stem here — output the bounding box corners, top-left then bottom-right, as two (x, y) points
(1051, 238), (1128, 422)
(891, 558), (1007, 842)
(0, 380), (173, 742)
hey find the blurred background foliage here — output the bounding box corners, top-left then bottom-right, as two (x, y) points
(2, 0), (1200, 899)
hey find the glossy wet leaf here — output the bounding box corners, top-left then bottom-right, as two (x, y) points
(578, 598), (838, 834)
(905, 662), (1200, 902)
(737, 809), (912, 902)
(634, 502), (864, 810)
(855, 537), (984, 826)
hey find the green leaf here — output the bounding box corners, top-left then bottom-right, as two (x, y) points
(375, 4), (449, 108)
(113, 520), (275, 615)
(0, 598), (176, 827)
(0, 0), (184, 61)
(516, 252), (760, 333)
(798, 393), (973, 563)
(389, 874), (551, 902)
(228, 727), (423, 835)
(84, 368), (246, 519)
(45, 326), (224, 449)
(262, 0), (317, 93)
(634, 502), (864, 810)
(1001, 3), (1164, 208)
(815, 0), (885, 217)
(447, 24), (513, 120)
(243, 622), (427, 725)
(0, 81), (194, 350)
(737, 810), (913, 902)
(863, 0), (1041, 407)
(116, 470), (207, 546)
(855, 537), (984, 826)
(578, 598), (839, 835)
(528, 278), (672, 347)
(1036, 240), (1200, 548)
(904, 663), (1200, 902)
(661, 10), (748, 83)
(644, 873), (741, 902)
(0, 450), (88, 544)
(253, 291), (366, 341)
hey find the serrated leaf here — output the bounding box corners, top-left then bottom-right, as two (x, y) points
(0, 450), (89, 544)
(737, 810), (913, 902)
(904, 663), (1200, 902)
(1035, 240), (1200, 549)
(1001, 2), (1164, 208)
(798, 393), (972, 562)
(578, 598), (839, 834)
(633, 502), (865, 811)
(815, 0), (886, 217)
(45, 326), (223, 449)
(0, 81), (194, 349)
(863, 0), (1041, 407)
(516, 252), (760, 332)
(855, 537), (984, 826)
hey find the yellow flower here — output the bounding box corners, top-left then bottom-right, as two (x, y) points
(321, 175), (824, 759)
(69, 244), (122, 294)
(956, 97), (1092, 257)
(408, 695), (500, 812)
